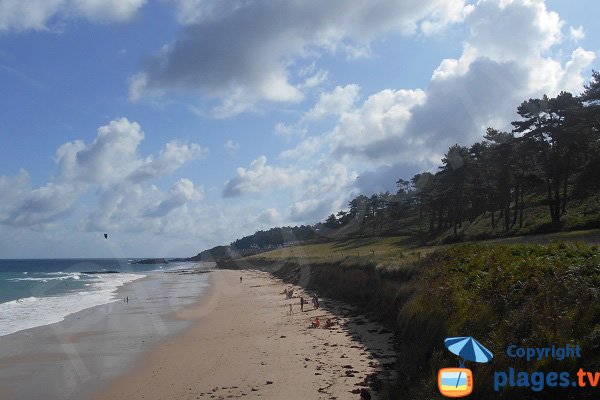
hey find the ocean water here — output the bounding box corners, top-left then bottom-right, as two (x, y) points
(0, 258), (191, 337)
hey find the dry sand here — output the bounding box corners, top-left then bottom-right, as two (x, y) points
(93, 269), (396, 400)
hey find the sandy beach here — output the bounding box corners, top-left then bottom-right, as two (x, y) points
(94, 269), (396, 400)
(0, 269), (212, 400)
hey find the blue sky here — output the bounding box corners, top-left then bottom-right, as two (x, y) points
(0, 0), (598, 258)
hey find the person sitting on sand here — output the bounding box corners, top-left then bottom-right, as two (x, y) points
(325, 318), (335, 328)
(310, 317), (320, 329)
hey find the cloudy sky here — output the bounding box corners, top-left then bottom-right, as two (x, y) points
(0, 0), (598, 258)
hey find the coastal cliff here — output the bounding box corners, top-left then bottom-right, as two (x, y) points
(217, 242), (600, 399)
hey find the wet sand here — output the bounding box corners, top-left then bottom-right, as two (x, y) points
(0, 269), (212, 400)
(93, 270), (396, 400)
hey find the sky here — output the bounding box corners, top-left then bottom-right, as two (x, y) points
(0, 0), (598, 258)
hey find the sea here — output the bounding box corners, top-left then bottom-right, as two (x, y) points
(0, 258), (192, 337)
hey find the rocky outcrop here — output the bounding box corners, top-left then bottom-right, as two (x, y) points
(132, 258), (168, 264)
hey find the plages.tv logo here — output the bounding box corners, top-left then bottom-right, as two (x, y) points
(438, 336), (494, 397)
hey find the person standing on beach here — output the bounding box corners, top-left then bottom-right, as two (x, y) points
(300, 297), (304, 312)
(240, 275), (243, 283)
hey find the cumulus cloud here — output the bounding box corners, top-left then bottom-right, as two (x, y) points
(288, 161), (357, 222)
(324, 0), (595, 167)
(569, 25), (585, 42)
(329, 88), (427, 163)
(0, 170), (80, 228)
(224, 139), (240, 156)
(143, 179), (202, 218)
(559, 47), (597, 93)
(1, 118), (204, 230)
(2, 183), (81, 227)
(57, 117), (206, 185)
(222, 156), (308, 197)
(0, 0), (146, 32)
(405, 58), (529, 153)
(304, 84), (360, 121)
(274, 122), (307, 139)
(464, 0), (562, 63)
(263, 0), (597, 207)
(278, 136), (322, 161)
(131, 0), (472, 115)
(256, 208), (280, 225)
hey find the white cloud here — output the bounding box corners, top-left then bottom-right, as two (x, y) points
(132, 0), (472, 115)
(278, 136), (322, 161)
(465, 0), (562, 63)
(324, 0), (595, 167)
(163, 0), (220, 25)
(329, 88), (427, 163)
(304, 84), (360, 121)
(559, 47), (596, 93)
(57, 117), (206, 185)
(0, 170), (80, 228)
(222, 156), (308, 197)
(130, 140), (207, 182)
(569, 25), (585, 42)
(72, 0), (147, 22)
(224, 139), (240, 156)
(128, 73), (148, 102)
(1, 118), (204, 231)
(288, 161), (357, 222)
(0, 169), (29, 210)
(274, 122), (307, 139)
(0, 0), (146, 32)
(256, 208), (280, 225)
(2, 183), (82, 227)
(300, 69), (329, 89)
(144, 178), (202, 218)
(265, 0), (596, 204)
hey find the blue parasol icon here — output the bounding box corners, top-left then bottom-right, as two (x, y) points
(444, 336), (493, 365)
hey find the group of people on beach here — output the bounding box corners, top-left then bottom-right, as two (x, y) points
(283, 289), (334, 330)
(284, 289), (320, 314)
(299, 294), (319, 311)
(309, 316), (337, 329)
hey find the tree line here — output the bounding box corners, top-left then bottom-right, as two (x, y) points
(321, 71), (600, 238)
(230, 225), (316, 252)
(228, 71), (600, 252)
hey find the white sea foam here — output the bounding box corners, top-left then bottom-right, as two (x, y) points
(0, 272), (144, 337)
(7, 272), (82, 283)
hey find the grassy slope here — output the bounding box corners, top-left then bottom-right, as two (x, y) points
(233, 232), (600, 399)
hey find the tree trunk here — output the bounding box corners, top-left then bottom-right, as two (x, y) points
(562, 158), (570, 215)
(512, 184), (519, 228)
(519, 189), (524, 228)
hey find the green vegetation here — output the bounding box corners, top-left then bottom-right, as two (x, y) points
(398, 242), (600, 399)
(227, 241), (600, 399)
